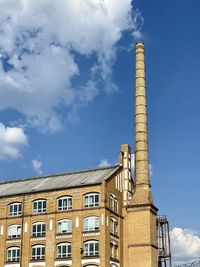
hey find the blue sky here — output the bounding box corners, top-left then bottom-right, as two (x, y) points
(0, 0), (200, 263)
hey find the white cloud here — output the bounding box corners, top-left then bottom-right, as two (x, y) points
(98, 159), (111, 168)
(0, 0), (143, 132)
(32, 159), (42, 174)
(171, 227), (200, 265)
(131, 9), (144, 40)
(0, 122), (27, 159)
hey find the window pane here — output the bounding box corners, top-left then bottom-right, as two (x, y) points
(7, 248), (20, 261)
(84, 241), (99, 256)
(9, 203), (22, 216)
(84, 194), (99, 208)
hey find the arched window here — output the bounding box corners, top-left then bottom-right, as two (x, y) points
(109, 195), (118, 213)
(57, 219), (72, 234)
(32, 199), (46, 213)
(110, 243), (114, 258)
(32, 222), (46, 237)
(57, 242), (71, 258)
(31, 244), (45, 260)
(57, 196), (72, 211)
(110, 218), (118, 236)
(83, 217), (99, 232)
(84, 193), (99, 208)
(8, 203), (22, 216)
(84, 240), (99, 256)
(115, 245), (118, 259)
(8, 225), (21, 239)
(110, 243), (118, 259)
(7, 247), (20, 262)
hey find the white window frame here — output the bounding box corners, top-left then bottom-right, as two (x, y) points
(83, 217), (99, 232)
(84, 240), (99, 256)
(31, 245), (45, 260)
(8, 225), (21, 239)
(32, 222), (46, 237)
(109, 195), (118, 213)
(110, 218), (118, 236)
(114, 198), (118, 213)
(9, 203), (22, 216)
(7, 247), (20, 262)
(57, 242), (71, 258)
(57, 219), (72, 234)
(32, 199), (46, 213)
(57, 196), (72, 211)
(110, 243), (118, 259)
(84, 193), (99, 208)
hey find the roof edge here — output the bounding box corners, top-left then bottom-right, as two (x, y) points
(0, 164), (120, 186)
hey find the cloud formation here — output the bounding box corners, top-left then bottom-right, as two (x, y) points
(0, 0), (142, 132)
(0, 122), (27, 159)
(32, 159), (43, 174)
(98, 159), (111, 168)
(171, 227), (200, 265)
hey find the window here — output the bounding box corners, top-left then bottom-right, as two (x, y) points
(84, 240), (99, 256)
(32, 199), (46, 213)
(109, 195), (118, 213)
(84, 193), (99, 208)
(31, 245), (45, 260)
(110, 243), (118, 259)
(32, 222), (46, 237)
(8, 225), (21, 239)
(58, 196), (72, 211)
(83, 217), (99, 232)
(9, 203), (22, 216)
(57, 219), (72, 234)
(7, 247), (20, 262)
(110, 218), (118, 236)
(57, 243), (71, 258)
(110, 243), (114, 258)
(115, 245), (118, 259)
(114, 198), (118, 213)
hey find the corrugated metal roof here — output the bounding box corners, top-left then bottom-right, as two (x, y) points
(0, 165), (121, 197)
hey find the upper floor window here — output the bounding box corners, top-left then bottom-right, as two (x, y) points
(109, 195), (118, 213)
(9, 203), (22, 216)
(31, 245), (45, 260)
(32, 222), (46, 237)
(32, 199), (46, 213)
(84, 193), (99, 208)
(84, 240), (99, 256)
(8, 225), (21, 239)
(58, 196), (72, 211)
(83, 216), (99, 232)
(110, 218), (118, 236)
(7, 247), (20, 262)
(110, 243), (118, 259)
(57, 242), (71, 258)
(57, 219), (72, 234)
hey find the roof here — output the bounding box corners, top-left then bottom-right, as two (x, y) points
(0, 165), (121, 197)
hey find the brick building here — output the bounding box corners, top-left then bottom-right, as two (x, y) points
(0, 43), (159, 267)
